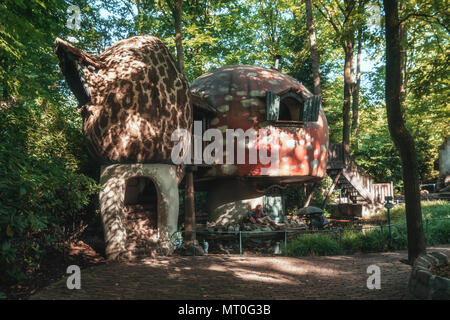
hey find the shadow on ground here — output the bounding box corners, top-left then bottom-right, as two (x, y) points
(30, 245), (450, 300)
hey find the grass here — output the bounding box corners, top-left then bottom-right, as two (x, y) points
(371, 200), (450, 223)
(285, 233), (341, 256)
(285, 201), (450, 256)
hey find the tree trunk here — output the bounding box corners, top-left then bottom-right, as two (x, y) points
(322, 170), (342, 209)
(303, 183), (317, 208)
(384, 0), (426, 264)
(352, 27), (362, 149)
(172, 0), (185, 73)
(184, 169), (195, 243)
(399, 12), (407, 107)
(305, 0), (321, 95)
(135, 0), (144, 33)
(342, 39), (354, 152)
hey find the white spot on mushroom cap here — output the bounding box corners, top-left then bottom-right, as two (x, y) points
(241, 98), (260, 108)
(285, 139), (296, 150)
(217, 105), (229, 112)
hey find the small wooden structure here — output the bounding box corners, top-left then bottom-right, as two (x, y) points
(326, 143), (394, 217)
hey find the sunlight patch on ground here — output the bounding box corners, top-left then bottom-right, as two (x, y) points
(226, 257), (351, 278)
(233, 272), (292, 284)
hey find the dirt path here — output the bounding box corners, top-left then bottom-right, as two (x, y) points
(30, 245), (450, 300)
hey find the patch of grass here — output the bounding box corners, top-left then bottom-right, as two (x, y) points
(426, 218), (450, 245)
(371, 200), (450, 224)
(285, 201), (449, 257)
(285, 233), (341, 256)
(341, 229), (385, 253)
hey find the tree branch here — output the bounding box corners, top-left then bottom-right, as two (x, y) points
(333, 0), (345, 16)
(343, 0), (358, 25)
(400, 12), (449, 32)
(314, 1), (341, 32)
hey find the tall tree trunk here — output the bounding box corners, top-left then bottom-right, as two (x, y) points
(184, 168), (196, 243)
(171, 0), (185, 73)
(384, 0), (426, 264)
(305, 0), (321, 95)
(352, 27), (362, 149)
(342, 39), (354, 152)
(135, 0), (144, 33)
(399, 12), (407, 106)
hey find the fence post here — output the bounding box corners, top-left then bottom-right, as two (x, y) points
(339, 228), (343, 249)
(380, 225), (384, 249)
(387, 212), (392, 249)
(425, 219), (429, 245)
(284, 231), (287, 256)
(239, 231), (242, 256)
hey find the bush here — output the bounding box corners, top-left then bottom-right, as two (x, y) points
(425, 219), (450, 245)
(285, 233), (341, 256)
(341, 229), (383, 254)
(0, 100), (101, 284)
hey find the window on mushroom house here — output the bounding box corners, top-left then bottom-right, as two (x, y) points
(266, 90), (321, 124)
(278, 96), (303, 121)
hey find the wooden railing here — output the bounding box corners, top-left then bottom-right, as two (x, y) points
(327, 143), (393, 204)
(373, 182), (394, 203)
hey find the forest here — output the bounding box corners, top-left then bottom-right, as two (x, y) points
(0, 0), (448, 299)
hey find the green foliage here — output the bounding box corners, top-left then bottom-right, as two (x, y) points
(341, 229), (384, 253)
(286, 201), (450, 257)
(286, 220), (450, 257)
(0, 0), (448, 284)
(0, 99), (101, 282)
(282, 175), (338, 215)
(285, 233), (341, 256)
(0, 0), (108, 284)
(371, 200), (450, 223)
(426, 219), (450, 245)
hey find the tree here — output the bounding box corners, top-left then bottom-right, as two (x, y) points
(351, 1), (365, 150)
(167, 0), (185, 73)
(305, 0), (321, 95)
(314, 0), (365, 152)
(383, 0), (426, 264)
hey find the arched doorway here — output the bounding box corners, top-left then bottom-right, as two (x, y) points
(123, 176), (159, 256)
(99, 163), (180, 260)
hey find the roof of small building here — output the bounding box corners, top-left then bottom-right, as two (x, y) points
(190, 65), (312, 111)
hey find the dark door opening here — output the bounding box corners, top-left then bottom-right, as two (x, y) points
(124, 177), (158, 229)
(278, 97), (303, 121)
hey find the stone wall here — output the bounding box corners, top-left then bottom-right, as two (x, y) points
(408, 252), (450, 300)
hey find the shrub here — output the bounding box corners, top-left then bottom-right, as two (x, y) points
(425, 219), (450, 245)
(341, 229), (385, 254)
(286, 233), (341, 256)
(0, 100), (101, 284)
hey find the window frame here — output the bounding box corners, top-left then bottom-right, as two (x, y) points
(266, 89), (321, 124)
